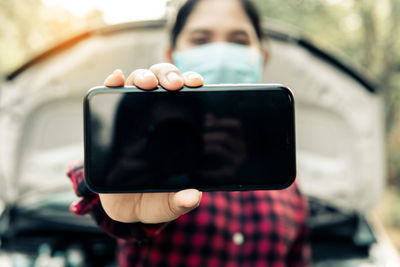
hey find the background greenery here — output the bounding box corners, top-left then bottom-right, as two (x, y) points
(253, 0), (400, 184)
(1, 0), (400, 248)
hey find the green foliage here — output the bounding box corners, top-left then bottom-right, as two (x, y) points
(254, 0), (400, 186)
(254, 1), (357, 52)
(0, 0), (104, 77)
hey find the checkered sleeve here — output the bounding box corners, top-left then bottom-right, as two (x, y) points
(66, 159), (165, 241)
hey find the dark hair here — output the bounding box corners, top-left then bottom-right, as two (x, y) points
(170, 0), (263, 48)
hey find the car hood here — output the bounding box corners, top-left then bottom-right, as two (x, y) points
(0, 20), (385, 213)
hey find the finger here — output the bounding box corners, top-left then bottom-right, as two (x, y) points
(136, 190), (202, 223)
(125, 69), (158, 90)
(150, 63), (184, 91)
(182, 71), (204, 88)
(104, 69), (125, 87)
(100, 189), (202, 224)
(99, 193), (141, 222)
(170, 189), (202, 216)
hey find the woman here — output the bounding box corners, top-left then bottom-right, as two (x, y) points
(68, 0), (311, 265)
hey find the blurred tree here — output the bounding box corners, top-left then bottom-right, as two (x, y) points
(254, 0), (400, 186)
(0, 0), (41, 75)
(0, 0), (104, 77)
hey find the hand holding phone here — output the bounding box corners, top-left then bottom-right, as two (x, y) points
(93, 65), (204, 224)
(86, 66), (295, 226)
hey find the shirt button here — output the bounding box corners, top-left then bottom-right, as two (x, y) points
(232, 232), (245, 245)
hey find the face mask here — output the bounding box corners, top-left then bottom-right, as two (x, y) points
(173, 42), (263, 84)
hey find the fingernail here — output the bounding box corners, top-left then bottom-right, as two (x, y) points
(188, 72), (201, 80)
(142, 71), (154, 79)
(113, 69), (122, 75)
(167, 72), (181, 82)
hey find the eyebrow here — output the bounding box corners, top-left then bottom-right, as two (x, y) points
(229, 30), (250, 38)
(187, 29), (251, 38)
(188, 29), (213, 36)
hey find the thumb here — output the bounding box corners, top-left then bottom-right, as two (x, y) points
(169, 189), (202, 217)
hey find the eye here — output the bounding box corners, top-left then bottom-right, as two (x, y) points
(229, 31), (251, 46)
(231, 38), (250, 46)
(190, 37), (210, 45)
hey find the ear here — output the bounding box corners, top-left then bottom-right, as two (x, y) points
(262, 48), (269, 66)
(165, 47), (174, 64)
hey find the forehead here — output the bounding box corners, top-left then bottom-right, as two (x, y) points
(182, 0), (255, 33)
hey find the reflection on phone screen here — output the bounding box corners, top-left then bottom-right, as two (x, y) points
(85, 88), (295, 192)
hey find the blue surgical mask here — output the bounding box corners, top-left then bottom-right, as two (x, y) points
(173, 42), (263, 84)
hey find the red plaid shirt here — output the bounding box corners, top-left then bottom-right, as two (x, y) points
(67, 160), (311, 266)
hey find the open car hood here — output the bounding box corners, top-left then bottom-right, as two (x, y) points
(0, 20), (384, 213)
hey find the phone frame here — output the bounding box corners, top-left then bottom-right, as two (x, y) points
(84, 84), (296, 193)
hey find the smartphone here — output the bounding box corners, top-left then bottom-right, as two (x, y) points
(84, 84), (296, 193)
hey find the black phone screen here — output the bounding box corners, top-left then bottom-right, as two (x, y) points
(84, 85), (296, 193)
